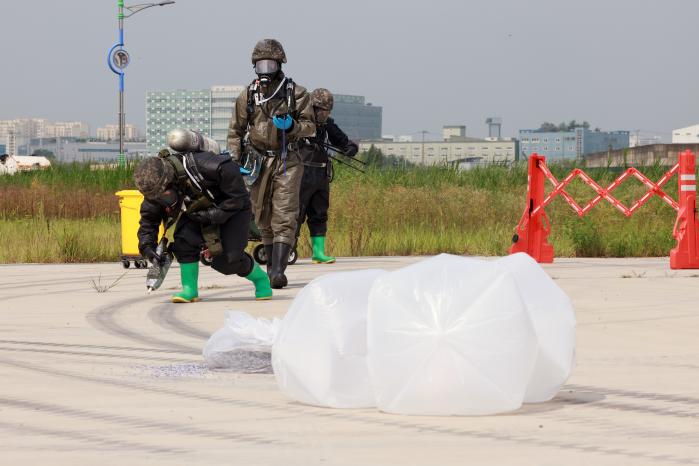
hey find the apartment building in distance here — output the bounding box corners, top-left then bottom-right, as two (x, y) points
(0, 119), (90, 139)
(96, 124), (141, 141)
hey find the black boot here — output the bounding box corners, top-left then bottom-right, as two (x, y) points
(264, 244), (273, 277)
(270, 242), (291, 289)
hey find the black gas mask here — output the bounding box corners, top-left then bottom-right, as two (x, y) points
(152, 187), (181, 216)
(314, 107), (331, 125)
(254, 59), (280, 84)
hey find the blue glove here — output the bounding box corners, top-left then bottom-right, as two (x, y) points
(272, 114), (294, 131)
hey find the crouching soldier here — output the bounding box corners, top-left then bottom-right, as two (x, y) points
(297, 88), (359, 263)
(134, 129), (272, 303)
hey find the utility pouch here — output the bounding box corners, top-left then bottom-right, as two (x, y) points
(240, 144), (264, 187)
(201, 224), (223, 260)
(327, 160), (334, 183)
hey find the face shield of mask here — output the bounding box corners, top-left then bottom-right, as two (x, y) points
(314, 107), (331, 124)
(254, 59), (280, 83)
(153, 187), (180, 214)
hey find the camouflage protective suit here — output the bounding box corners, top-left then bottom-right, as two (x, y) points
(227, 74), (315, 246)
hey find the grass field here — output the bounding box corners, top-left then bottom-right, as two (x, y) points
(0, 158), (680, 263)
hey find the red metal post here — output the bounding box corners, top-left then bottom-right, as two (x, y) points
(670, 150), (699, 269)
(509, 154), (554, 263)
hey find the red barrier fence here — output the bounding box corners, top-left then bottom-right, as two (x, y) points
(509, 150), (699, 269)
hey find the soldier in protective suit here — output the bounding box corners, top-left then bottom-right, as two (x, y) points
(135, 130), (273, 303)
(297, 88), (359, 263)
(227, 39), (315, 289)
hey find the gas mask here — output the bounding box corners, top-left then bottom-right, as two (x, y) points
(152, 187), (181, 216)
(254, 59), (280, 84)
(314, 107), (331, 124)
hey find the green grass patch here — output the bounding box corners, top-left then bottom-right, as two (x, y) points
(0, 159), (683, 263)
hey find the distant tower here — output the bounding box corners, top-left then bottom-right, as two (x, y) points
(486, 117), (502, 139)
(6, 130), (17, 157)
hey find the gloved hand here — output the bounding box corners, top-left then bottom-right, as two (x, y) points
(142, 245), (161, 266)
(187, 206), (230, 225)
(272, 114), (294, 132)
(345, 143), (359, 157)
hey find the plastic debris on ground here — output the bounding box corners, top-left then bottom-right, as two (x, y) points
(203, 254), (576, 416)
(272, 269), (386, 408)
(496, 253), (576, 403)
(203, 311), (280, 373)
(367, 254), (538, 415)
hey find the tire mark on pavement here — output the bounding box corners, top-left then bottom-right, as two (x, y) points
(0, 346), (196, 364)
(0, 396), (290, 447)
(568, 384), (699, 407)
(148, 304), (211, 341)
(0, 420), (186, 455)
(0, 339), (188, 355)
(86, 295), (200, 354)
(2, 357), (697, 465)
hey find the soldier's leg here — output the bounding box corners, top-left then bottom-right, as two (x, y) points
(269, 151), (304, 288)
(251, 159), (276, 274)
(250, 158), (276, 242)
(170, 216), (203, 303)
(295, 171), (315, 246)
(210, 207), (272, 300)
(308, 176), (334, 264)
(210, 207), (253, 276)
(307, 174), (329, 237)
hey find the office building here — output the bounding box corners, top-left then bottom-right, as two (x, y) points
(146, 87), (383, 154)
(518, 128), (629, 160)
(329, 94), (382, 141)
(211, 85), (246, 148)
(146, 88), (213, 155)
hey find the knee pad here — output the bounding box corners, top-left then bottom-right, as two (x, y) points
(211, 251), (253, 276)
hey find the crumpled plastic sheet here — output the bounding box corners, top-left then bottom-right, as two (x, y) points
(205, 254), (576, 416)
(367, 254), (539, 415)
(496, 253), (576, 403)
(272, 269), (386, 408)
(203, 311), (280, 373)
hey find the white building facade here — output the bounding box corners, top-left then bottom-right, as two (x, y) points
(358, 138), (518, 167)
(672, 124), (699, 144)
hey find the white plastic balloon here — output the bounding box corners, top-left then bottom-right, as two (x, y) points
(272, 269), (386, 408)
(367, 254), (538, 415)
(497, 253), (576, 402)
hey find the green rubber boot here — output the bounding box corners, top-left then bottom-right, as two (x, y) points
(244, 261), (273, 300)
(172, 261), (200, 303)
(311, 236), (336, 264)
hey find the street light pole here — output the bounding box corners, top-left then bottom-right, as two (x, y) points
(108, 1), (174, 166)
(118, 1), (125, 166)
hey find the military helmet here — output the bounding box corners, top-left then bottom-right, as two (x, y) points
(311, 88), (334, 111)
(251, 39), (287, 64)
(134, 156), (175, 199)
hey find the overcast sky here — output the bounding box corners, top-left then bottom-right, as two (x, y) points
(1, 0), (697, 140)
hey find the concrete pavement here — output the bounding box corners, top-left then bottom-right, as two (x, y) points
(0, 256), (698, 465)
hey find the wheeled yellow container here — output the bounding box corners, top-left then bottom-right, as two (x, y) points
(115, 190), (164, 269)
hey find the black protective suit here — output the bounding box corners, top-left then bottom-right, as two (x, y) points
(137, 151), (254, 276)
(297, 118), (358, 237)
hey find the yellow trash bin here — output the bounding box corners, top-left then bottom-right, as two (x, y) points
(115, 190), (164, 269)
